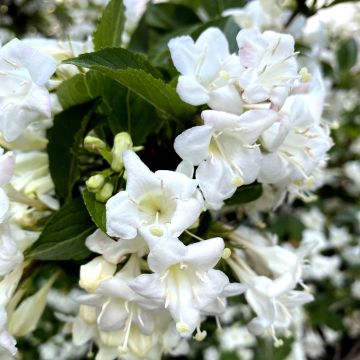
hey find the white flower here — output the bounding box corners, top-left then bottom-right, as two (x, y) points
(258, 97), (332, 185)
(168, 27), (244, 114)
(219, 326), (256, 351)
(106, 150), (204, 239)
(76, 256), (162, 352)
(11, 151), (58, 210)
(0, 148), (15, 224)
(227, 257), (312, 340)
(223, 0), (283, 31)
(0, 223), (23, 277)
(0, 39), (56, 141)
(351, 280), (360, 300)
(303, 330), (325, 359)
(328, 225), (351, 248)
(303, 254), (341, 281)
(129, 236), (243, 336)
(174, 109), (278, 209)
(236, 28), (298, 107)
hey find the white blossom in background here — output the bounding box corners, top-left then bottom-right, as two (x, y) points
(0, 39), (56, 141)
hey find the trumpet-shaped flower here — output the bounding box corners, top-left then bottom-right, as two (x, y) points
(258, 97), (332, 185)
(0, 39), (56, 141)
(106, 151), (204, 239)
(174, 109), (278, 209)
(77, 256), (162, 352)
(236, 29), (298, 107)
(168, 27), (244, 114)
(129, 236), (244, 336)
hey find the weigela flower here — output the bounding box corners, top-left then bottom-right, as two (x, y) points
(0, 39), (56, 141)
(129, 235), (244, 336)
(258, 97), (332, 185)
(106, 150), (204, 239)
(236, 28), (298, 107)
(168, 27), (244, 114)
(174, 109), (278, 209)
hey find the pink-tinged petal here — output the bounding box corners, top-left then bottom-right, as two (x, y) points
(237, 28), (267, 68)
(168, 36), (199, 75)
(185, 237), (224, 270)
(176, 75), (209, 106)
(106, 191), (139, 239)
(174, 125), (213, 165)
(123, 151), (160, 200)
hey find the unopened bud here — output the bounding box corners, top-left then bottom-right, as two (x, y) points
(84, 136), (106, 153)
(79, 256), (116, 293)
(96, 182), (114, 202)
(111, 132), (133, 172)
(79, 305), (97, 324)
(86, 174), (105, 193)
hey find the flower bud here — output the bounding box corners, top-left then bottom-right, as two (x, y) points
(86, 174), (105, 193)
(79, 256), (116, 293)
(111, 132), (133, 172)
(95, 182), (114, 202)
(84, 136), (106, 154)
(79, 305), (97, 324)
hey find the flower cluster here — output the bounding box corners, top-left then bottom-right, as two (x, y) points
(170, 27), (332, 210)
(69, 25), (332, 359)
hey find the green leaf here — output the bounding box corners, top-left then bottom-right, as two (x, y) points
(66, 47), (161, 78)
(146, 3), (200, 30)
(82, 190), (107, 233)
(95, 67), (196, 119)
(93, 0), (125, 50)
(225, 183), (263, 206)
(337, 37), (358, 73)
(66, 48), (196, 119)
(47, 101), (96, 201)
(28, 198), (94, 261)
(270, 214), (305, 242)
